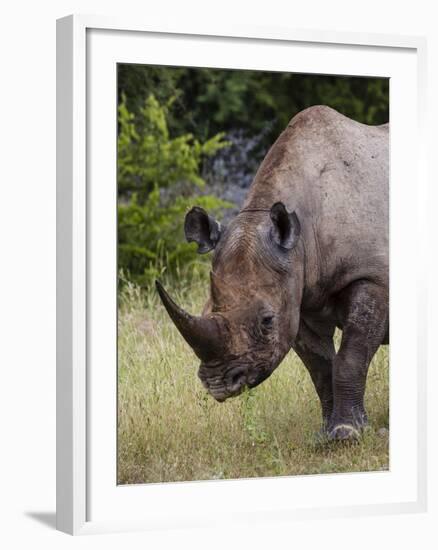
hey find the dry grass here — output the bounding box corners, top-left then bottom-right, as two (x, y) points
(117, 270), (389, 485)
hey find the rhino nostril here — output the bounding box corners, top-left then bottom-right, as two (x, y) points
(229, 371), (246, 392)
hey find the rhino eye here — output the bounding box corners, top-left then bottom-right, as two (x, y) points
(261, 315), (274, 330)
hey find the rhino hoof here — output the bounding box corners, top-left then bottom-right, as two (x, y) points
(328, 424), (361, 441)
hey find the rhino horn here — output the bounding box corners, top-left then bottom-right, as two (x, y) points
(155, 280), (224, 362)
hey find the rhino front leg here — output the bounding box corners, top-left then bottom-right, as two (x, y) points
(294, 320), (336, 429)
(329, 281), (388, 440)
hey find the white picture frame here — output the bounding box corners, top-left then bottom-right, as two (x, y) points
(56, 14), (428, 535)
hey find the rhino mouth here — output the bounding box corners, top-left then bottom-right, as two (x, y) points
(198, 364), (271, 402)
(198, 365), (247, 401)
(208, 385), (246, 403)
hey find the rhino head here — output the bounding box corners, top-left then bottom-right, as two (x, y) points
(156, 202), (303, 402)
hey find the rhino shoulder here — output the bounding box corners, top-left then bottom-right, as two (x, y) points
(287, 105), (341, 129)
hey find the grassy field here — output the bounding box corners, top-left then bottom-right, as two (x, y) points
(117, 269), (389, 485)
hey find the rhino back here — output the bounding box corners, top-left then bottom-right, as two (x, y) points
(243, 105), (389, 300)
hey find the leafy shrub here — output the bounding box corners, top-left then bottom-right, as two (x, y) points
(118, 64), (389, 156)
(118, 94), (230, 286)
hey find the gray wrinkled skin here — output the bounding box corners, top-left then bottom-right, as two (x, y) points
(158, 106), (389, 441)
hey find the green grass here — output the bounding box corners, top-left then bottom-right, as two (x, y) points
(117, 270), (389, 485)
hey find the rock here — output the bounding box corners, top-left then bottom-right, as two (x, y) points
(202, 127), (274, 223)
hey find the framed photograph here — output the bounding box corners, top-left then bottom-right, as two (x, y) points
(56, 15), (427, 535)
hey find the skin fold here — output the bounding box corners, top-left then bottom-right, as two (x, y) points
(157, 105), (389, 441)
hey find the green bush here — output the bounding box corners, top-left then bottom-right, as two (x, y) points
(118, 65), (389, 153)
(118, 94), (230, 286)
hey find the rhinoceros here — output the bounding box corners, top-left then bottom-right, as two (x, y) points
(156, 105), (389, 440)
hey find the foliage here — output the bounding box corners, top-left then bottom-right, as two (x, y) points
(118, 94), (230, 286)
(118, 65), (389, 152)
(118, 65), (183, 115)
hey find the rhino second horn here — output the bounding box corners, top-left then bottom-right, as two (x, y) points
(155, 280), (223, 362)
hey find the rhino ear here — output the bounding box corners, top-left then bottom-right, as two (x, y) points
(184, 206), (221, 254)
(270, 202), (301, 250)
